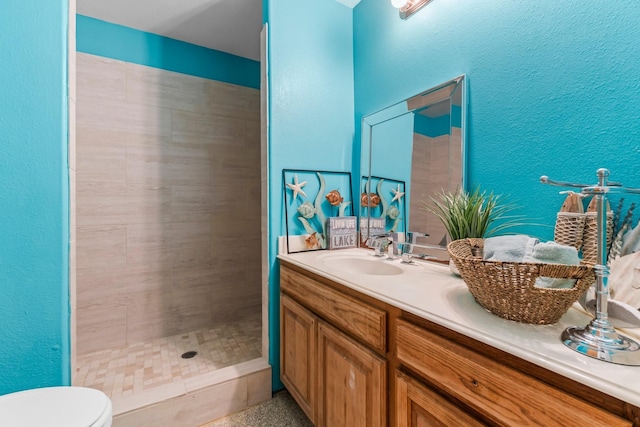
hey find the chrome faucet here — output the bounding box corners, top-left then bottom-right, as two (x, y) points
(366, 233), (394, 257)
(399, 231), (447, 263)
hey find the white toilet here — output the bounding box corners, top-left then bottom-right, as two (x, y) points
(0, 386), (112, 427)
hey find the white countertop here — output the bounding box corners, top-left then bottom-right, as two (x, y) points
(278, 247), (640, 408)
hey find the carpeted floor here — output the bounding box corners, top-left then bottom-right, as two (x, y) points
(201, 390), (313, 427)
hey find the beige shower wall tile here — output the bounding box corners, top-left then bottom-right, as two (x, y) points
(77, 225), (127, 269)
(77, 53), (126, 101)
(172, 245), (248, 291)
(171, 265), (216, 290)
(126, 222), (174, 266)
(213, 145), (261, 184)
(211, 217), (259, 241)
(209, 80), (259, 119)
(76, 182), (172, 226)
(126, 62), (211, 113)
(171, 110), (244, 145)
(171, 220), (211, 248)
(450, 127), (462, 190)
(170, 185), (214, 222)
(76, 127), (172, 148)
(126, 143), (211, 186)
(77, 137), (126, 184)
(76, 56), (262, 347)
(211, 283), (261, 323)
(76, 263), (171, 309)
(126, 288), (212, 342)
(210, 183), (250, 218)
(171, 250), (213, 275)
(244, 118), (261, 145)
(77, 95), (172, 138)
(76, 304), (127, 354)
(169, 221), (213, 270)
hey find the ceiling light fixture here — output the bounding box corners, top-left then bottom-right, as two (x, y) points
(391, 0), (434, 20)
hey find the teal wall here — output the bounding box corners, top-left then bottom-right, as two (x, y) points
(266, 0), (354, 389)
(354, 0), (640, 239)
(77, 15), (260, 89)
(0, 0), (70, 394)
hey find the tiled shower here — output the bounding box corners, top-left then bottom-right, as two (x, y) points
(73, 52), (265, 420)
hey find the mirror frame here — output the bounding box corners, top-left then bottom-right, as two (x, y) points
(359, 74), (467, 244)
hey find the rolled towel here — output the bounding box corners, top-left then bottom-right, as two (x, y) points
(483, 234), (539, 262)
(523, 241), (580, 289)
(523, 240), (580, 265)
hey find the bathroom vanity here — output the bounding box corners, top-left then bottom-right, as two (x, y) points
(278, 248), (640, 426)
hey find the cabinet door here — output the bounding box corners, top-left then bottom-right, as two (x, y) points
(395, 370), (485, 427)
(280, 294), (317, 423)
(317, 321), (387, 427)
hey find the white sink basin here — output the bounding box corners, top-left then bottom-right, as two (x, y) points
(322, 256), (403, 276)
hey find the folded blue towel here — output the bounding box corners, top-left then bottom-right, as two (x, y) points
(483, 236), (580, 289)
(523, 240), (580, 265)
(483, 235), (539, 262)
(526, 241), (580, 289)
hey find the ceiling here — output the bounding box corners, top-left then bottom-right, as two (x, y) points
(77, 0), (362, 62)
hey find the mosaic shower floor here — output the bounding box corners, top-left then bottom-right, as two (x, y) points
(75, 313), (262, 403)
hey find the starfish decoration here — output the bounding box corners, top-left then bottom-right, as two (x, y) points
(391, 184), (405, 203)
(286, 174), (307, 201)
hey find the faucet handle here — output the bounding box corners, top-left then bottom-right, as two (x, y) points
(407, 231), (429, 244)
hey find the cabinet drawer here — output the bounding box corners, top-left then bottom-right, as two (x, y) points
(396, 319), (631, 427)
(395, 370), (485, 426)
(281, 265), (386, 353)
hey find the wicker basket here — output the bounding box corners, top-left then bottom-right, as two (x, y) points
(582, 212), (614, 265)
(448, 238), (595, 324)
(554, 212), (586, 250)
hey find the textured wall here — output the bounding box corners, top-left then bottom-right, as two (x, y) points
(0, 0), (70, 394)
(354, 1), (640, 239)
(75, 53), (261, 355)
(266, 0), (354, 389)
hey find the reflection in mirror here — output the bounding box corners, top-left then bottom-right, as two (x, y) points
(360, 75), (466, 261)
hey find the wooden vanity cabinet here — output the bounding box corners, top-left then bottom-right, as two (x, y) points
(280, 260), (640, 427)
(395, 317), (634, 427)
(280, 263), (388, 427)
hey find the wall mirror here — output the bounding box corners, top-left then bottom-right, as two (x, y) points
(359, 75), (467, 261)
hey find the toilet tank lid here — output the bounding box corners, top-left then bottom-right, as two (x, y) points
(0, 386), (111, 427)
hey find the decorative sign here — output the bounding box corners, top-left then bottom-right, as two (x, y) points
(327, 216), (357, 250)
(360, 217), (386, 241)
